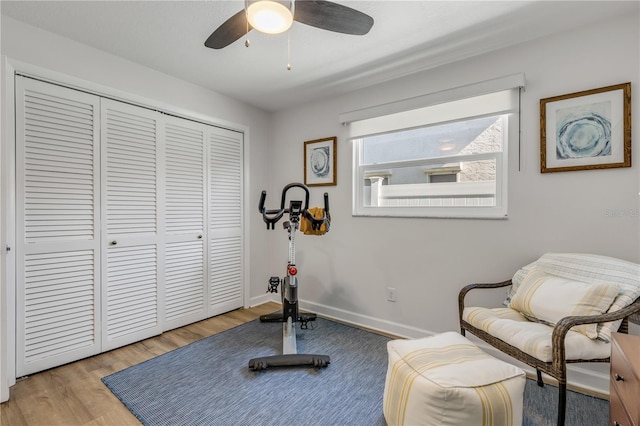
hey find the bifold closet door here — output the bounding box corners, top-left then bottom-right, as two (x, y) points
(15, 77), (101, 376)
(208, 127), (244, 315)
(101, 99), (163, 351)
(163, 117), (207, 330)
(15, 76), (245, 376)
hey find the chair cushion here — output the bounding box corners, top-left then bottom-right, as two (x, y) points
(463, 307), (611, 362)
(507, 253), (640, 342)
(508, 267), (619, 339)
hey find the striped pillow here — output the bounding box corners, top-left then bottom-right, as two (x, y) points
(509, 267), (620, 339)
(507, 253), (640, 341)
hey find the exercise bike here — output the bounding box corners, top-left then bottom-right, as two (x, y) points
(248, 183), (331, 371)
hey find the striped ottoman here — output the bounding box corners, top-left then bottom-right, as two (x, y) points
(383, 332), (525, 426)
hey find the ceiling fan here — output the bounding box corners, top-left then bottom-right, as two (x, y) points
(205, 0), (374, 49)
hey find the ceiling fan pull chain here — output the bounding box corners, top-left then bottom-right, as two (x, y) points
(287, 32), (292, 71)
(245, 11), (250, 48)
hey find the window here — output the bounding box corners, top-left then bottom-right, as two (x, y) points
(343, 74), (524, 219)
(356, 114), (507, 215)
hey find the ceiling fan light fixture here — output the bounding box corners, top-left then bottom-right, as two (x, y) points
(245, 0), (294, 35)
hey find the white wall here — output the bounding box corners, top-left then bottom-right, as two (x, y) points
(1, 7), (638, 398)
(0, 16), (273, 398)
(270, 12), (640, 391)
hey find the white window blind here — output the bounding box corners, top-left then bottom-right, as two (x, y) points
(347, 89), (520, 139)
(345, 74), (526, 219)
(339, 73), (526, 131)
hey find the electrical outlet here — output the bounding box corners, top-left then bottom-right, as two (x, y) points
(386, 287), (397, 302)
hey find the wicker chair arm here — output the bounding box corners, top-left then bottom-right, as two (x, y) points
(551, 297), (640, 371)
(458, 280), (512, 321)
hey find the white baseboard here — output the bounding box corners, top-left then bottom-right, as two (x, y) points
(299, 299), (435, 339)
(248, 293), (274, 307)
(250, 297), (610, 396)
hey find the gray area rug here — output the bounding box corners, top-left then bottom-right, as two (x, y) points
(523, 379), (609, 426)
(102, 317), (608, 425)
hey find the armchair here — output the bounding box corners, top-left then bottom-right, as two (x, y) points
(458, 253), (640, 426)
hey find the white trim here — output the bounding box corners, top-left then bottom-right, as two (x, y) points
(338, 73), (526, 125)
(354, 207), (508, 220)
(249, 293), (275, 308)
(0, 56), (7, 402)
(299, 299), (434, 339)
(1, 57), (17, 399)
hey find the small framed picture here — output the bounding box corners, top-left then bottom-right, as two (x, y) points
(540, 82), (631, 173)
(304, 137), (337, 186)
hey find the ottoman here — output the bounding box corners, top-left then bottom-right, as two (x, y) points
(383, 332), (525, 426)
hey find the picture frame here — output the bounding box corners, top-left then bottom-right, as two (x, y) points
(540, 82), (631, 173)
(304, 137), (337, 186)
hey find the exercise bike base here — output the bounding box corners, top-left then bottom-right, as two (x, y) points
(248, 354), (331, 371)
(259, 312), (317, 323)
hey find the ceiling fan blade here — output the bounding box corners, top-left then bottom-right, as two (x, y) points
(294, 0), (374, 35)
(205, 9), (252, 49)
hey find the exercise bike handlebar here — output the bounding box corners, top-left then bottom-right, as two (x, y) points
(258, 190), (267, 214)
(323, 192), (330, 214)
(303, 192), (330, 231)
(281, 183), (310, 211)
(259, 183), (329, 230)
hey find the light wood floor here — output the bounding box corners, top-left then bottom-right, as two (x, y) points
(0, 302), (280, 426)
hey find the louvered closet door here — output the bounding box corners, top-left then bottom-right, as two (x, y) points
(207, 127), (244, 314)
(15, 77), (101, 376)
(101, 99), (163, 351)
(163, 117), (207, 330)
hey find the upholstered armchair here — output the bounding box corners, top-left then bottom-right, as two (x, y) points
(458, 253), (640, 426)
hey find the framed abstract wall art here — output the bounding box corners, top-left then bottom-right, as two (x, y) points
(540, 82), (631, 173)
(304, 136), (337, 186)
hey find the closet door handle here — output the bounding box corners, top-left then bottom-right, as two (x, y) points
(110, 240), (118, 246)
(197, 235), (203, 239)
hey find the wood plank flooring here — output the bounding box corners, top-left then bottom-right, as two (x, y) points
(0, 303), (280, 426)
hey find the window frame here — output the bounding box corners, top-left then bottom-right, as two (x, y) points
(352, 113), (512, 219)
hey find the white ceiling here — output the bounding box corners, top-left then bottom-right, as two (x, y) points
(2, 1), (637, 112)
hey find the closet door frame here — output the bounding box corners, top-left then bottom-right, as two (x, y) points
(2, 60), (251, 390)
(2, 60), (19, 399)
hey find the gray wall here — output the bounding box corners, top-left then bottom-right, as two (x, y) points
(268, 12), (639, 389)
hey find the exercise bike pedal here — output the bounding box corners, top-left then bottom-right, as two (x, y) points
(266, 276), (280, 293)
(298, 313), (317, 329)
(298, 313), (317, 321)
